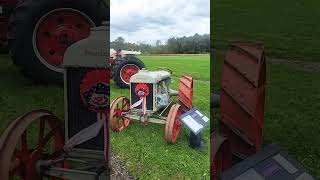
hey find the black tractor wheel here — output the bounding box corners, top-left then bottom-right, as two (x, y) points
(112, 56), (145, 88)
(8, 0), (108, 85)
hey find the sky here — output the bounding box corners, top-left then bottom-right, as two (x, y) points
(110, 0), (210, 45)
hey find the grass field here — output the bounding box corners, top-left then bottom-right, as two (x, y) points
(212, 0), (320, 61)
(110, 55), (210, 179)
(0, 54), (210, 179)
(212, 53), (320, 178)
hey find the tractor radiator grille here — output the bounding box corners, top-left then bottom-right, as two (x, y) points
(66, 68), (105, 151)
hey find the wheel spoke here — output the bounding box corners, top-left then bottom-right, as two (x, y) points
(121, 99), (126, 109)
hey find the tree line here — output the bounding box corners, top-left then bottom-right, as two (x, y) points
(111, 34), (210, 54)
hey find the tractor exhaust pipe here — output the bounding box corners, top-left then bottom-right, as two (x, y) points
(169, 89), (178, 96)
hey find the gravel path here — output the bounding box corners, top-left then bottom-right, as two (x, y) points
(110, 150), (135, 180)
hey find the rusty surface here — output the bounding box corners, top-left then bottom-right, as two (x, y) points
(0, 110), (65, 180)
(211, 132), (232, 180)
(178, 75), (193, 110)
(164, 104), (182, 144)
(220, 42), (266, 158)
(110, 96), (131, 132)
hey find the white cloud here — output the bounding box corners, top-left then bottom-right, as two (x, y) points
(110, 0), (210, 45)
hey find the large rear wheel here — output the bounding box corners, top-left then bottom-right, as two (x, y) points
(8, 0), (108, 85)
(112, 56), (145, 88)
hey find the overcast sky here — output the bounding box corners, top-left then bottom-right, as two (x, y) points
(110, 0), (210, 45)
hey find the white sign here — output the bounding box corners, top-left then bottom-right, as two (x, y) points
(180, 108), (210, 135)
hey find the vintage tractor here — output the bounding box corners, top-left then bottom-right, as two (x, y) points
(0, 0), (110, 85)
(0, 24), (110, 180)
(110, 48), (146, 89)
(109, 69), (193, 144)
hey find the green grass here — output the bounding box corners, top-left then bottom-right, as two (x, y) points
(110, 55), (210, 179)
(0, 54), (210, 179)
(0, 55), (64, 132)
(140, 55), (210, 81)
(212, 53), (320, 178)
(213, 0), (320, 61)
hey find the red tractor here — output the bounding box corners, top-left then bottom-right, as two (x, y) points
(110, 48), (145, 88)
(0, 0), (143, 87)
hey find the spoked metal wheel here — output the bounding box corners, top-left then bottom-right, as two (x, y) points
(110, 96), (131, 132)
(120, 64), (140, 86)
(164, 104), (182, 144)
(33, 8), (94, 73)
(0, 110), (65, 180)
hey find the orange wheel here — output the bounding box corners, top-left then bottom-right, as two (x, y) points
(110, 96), (131, 132)
(0, 110), (66, 180)
(164, 104), (182, 144)
(211, 133), (232, 179)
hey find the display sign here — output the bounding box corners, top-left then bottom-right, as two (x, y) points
(179, 108), (209, 135)
(219, 144), (315, 180)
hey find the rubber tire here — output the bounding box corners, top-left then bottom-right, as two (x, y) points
(8, 0), (108, 85)
(112, 56), (145, 88)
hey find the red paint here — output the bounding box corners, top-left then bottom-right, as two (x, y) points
(80, 69), (111, 113)
(178, 75), (193, 110)
(220, 42), (266, 158)
(35, 10), (92, 66)
(120, 64), (140, 83)
(211, 133), (232, 179)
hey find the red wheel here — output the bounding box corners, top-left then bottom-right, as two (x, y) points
(120, 64), (140, 85)
(0, 110), (65, 180)
(110, 97), (131, 132)
(211, 133), (232, 179)
(33, 8), (94, 72)
(165, 104), (182, 144)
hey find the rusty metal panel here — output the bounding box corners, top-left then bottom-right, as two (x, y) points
(211, 132), (232, 180)
(220, 42), (266, 158)
(178, 75), (193, 109)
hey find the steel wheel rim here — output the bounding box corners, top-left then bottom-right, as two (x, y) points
(32, 8), (95, 73)
(0, 110), (65, 180)
(119, 64), (140, 85)
(110, 96), (131, 132)
(165, 104), (182, 144)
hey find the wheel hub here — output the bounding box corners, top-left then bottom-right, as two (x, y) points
(120, 64), (140, 84)
(55, 25), (80, 47)
(33, 9), (94, 71)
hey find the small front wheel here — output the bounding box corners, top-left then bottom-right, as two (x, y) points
(110, 96), (131, 132)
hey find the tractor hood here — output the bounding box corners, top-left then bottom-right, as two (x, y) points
(130, 69), (170, 83)
(63, 25), (109, 68)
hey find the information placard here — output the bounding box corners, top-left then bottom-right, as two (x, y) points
(179, 108), (210, 135)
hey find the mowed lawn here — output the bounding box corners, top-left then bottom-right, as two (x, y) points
(0, 55), (65, 131)
(0, 54), (210, 179)
(212, 0), (320, 61)
(212, 53), (320, 178)
(110, 54), (210, 179)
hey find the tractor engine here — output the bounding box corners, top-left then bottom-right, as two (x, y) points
(130, 69), (175, 113)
